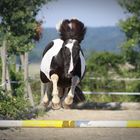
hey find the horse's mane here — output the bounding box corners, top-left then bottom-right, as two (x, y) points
(58, 19), (86, 43)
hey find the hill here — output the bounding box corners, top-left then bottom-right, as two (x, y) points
(29, 26), (125, 62)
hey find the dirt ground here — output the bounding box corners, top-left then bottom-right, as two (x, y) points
(0, 109), (140, 140)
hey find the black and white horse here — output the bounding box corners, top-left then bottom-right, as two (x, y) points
(40, 19), (86, 109)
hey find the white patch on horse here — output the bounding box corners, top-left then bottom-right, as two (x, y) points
(40, 39), (64, 80)
(65, 39), (76, 74)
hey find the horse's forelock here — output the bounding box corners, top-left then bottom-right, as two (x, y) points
(59, 19), (86, 43)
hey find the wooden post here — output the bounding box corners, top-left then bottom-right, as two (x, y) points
(24, 53), (28, 98)
(28, 84), (35, 107)
(6, 66), (12, 92)
(20, 54), (24, 70)
(1, 39), (11, 93)
(1, 40), (6, 91)
(24, 52), (34, 107)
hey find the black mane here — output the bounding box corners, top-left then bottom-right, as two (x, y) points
(59, 19), (86, 43)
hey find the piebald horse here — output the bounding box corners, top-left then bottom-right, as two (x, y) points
(40, 19), (86, 109)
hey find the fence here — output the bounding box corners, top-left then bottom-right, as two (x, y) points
(0, 77), (140, 128)
(0, 120), (140, 128)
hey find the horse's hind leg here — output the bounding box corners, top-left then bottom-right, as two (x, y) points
(41, 82), (52, 107)
(63, 76), (80, 109)
(51, 74), (61, 110)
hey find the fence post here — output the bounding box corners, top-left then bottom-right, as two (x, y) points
(19, 54), (24, 71)
(1, 40), (6, 91)
(24, 52), (28, 98)
(28, 84), (35, 107)
(6, 65), (12, 92)
(1, 39), (11, 93)
(24, 52), (34, 107)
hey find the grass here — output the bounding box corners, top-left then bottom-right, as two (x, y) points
(85, 94), (140, 102)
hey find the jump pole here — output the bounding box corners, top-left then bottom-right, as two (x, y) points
(0, 120), (140, 128)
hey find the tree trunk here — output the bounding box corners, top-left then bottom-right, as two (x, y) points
(24, 52), (34, 107)
(20, 54), (24, 71)
(24, 52), (28, 98)
(1, 40), (6, 91)
(28, 84), (35, 107)
(6, 65), (12, 92)
(1, 39), (11, 93)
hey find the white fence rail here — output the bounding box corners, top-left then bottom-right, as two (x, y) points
(90, 77), (140, 81)
(84, 77), (140, 95)
(83, 91), (140, 95)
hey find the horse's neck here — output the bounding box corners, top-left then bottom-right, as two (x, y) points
(54, 47), (64, 67)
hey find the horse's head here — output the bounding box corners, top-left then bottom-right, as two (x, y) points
(56, 18), (86, 78)
(61, 39), (80, 78)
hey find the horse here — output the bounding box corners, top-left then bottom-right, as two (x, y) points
(40, 19), (86, 109)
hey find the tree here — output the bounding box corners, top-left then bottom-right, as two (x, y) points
(0, 0), (47, 54)
(0, 0), (49, 106)
(118, 0), (140, 71)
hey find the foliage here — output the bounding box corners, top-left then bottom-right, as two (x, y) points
(0, 0), (47, 54)
(30, 78), (41, 105)
(82, 52), (124, 92)
(81, 51), (140, 102)
(9, 64), (24, 96)
(0, 61), (33, 119)
(85, 51), (124, 78)
(0, 0), (53, 119)
(118, 0), (140, 71)
(0, 90), (31, 119)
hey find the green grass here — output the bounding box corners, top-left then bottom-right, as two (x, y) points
(85, 94), (140, 102)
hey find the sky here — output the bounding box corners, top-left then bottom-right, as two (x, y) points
(36, 0), (129, 28)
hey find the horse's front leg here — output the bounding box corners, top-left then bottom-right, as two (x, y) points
(41, 82), (51, 107)
(63, 76), (80, 109)
(51, 74), (61, 110)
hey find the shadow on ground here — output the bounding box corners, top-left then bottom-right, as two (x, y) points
(72, 102), (140, 110)
(72, 102), (122, 110)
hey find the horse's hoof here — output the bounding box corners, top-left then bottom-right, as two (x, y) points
(62, 101), (72, 109)
(42, 95), (49, 108)
(62, 96), (73, 109)
(40, 99), (49, 108)
(43, 102), (49, 108)
(52, 102), (61, 110)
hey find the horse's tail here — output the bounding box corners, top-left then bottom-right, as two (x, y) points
(73, 86), (85, 103)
